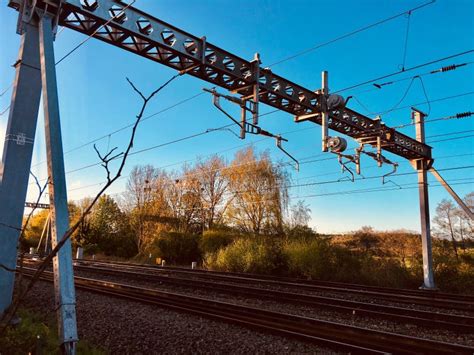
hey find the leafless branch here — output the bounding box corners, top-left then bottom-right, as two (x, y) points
(0, 76), (177, 333)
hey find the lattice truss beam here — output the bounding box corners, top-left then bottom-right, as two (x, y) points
(8, 0), (431, 161)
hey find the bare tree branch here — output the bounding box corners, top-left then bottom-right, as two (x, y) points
(0, 76), (178, 334)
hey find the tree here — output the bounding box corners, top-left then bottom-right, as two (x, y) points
(165, 167), (203, 233)
(353, 226), (379, 254)
(193, 155), (229, 230)
(22, 209), (50, 251)
(224, 147), (289, 235)
(433, 199), (459, 258)
(123, 165), (166, 254)
(290, 200), (312, 228)
(69, 197), (93, 250)
(89, 195), (136, 257)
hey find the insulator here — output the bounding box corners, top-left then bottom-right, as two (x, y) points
(455, 112), (473, 119)
(431, 63), (467, 74)
(441, 64), (457, 72)
(327, 136), (347, 153)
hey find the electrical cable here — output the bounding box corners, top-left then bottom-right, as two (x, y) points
(55, 0), (137, 66)
(394, 111), (473, 129)
(68, 167), (474, 208)
(0, 83), (13, 98)
(428, 134), (474, 144)
(33, 107), (474, 185)
(268, 0), (435, 67)
(400, 10), (412, 71)
(0, 105), (10, 116)
(333, 49), (474, 93)
(30, 91), (206, 168)
(378, 91), (474, 117)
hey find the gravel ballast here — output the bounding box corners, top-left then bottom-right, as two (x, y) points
(21, 281), (339, 354)
(73, 269), (474, 347)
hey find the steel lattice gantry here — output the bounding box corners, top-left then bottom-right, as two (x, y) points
(4, 1), (458, 353)
(9, 0), (432, 162)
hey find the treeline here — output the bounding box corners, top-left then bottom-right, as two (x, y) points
(22, 147), (474, 293)
(25, 147), (295, 258)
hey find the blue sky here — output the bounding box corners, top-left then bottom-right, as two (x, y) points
(0, 0), (473, 233)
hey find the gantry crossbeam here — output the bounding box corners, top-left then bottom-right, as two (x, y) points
(8, 0), (431, 161)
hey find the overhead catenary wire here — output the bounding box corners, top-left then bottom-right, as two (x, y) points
(30, 91), (206, 168)
(268, 0), (435, 67)
(400, 10), (412, 71)
(54, 0), (137, 66)
(63, 142), (474, 198)
(377, 75), (432, 116)
(0, 82), (13, 98)
(30, 106), (474, 187)
(377, 91), (474, 119)
(0, 105), (10, 116)
(350, 62), (472, 116)
(0, 21), (69, 113)
(30, 124), (320, 185)
(333, 49), (474, 94)
(67, 168), (474, 211)
(393, 111), (473, 129)
(429, 134), (474, 144)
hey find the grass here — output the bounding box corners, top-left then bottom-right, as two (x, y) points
(0, 308), (105, 355)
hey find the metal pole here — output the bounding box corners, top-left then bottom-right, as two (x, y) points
(38, 14), (78, 353)
(412, 108), (436, 289)
(321, 71), (328, 152)
(0, 21), (42, 315)
(429, 167), (474, 220)
(37, 212), (51, 253)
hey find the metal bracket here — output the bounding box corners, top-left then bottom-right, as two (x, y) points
(15, 0), (63, 36)
(336, 153), (356, 182)
(362, 150), (399, 184)
(276, 136), (299, 171)
(204, 87), (299, 170)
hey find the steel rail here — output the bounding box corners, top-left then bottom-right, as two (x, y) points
(71, 263), (474, 333)
(21, 267), (474, 354)
(75, 259), (474, 310)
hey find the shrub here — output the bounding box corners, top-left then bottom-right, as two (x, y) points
(154, 231), (201, 264)
(199, 230), (235, 255)
(283, 238), (415, 287)
(205, 237), (286, 274)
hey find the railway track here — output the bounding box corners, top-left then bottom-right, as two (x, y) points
(74, 258), (474, 311)
(69, 262), (474, 333)
(22, 267), (474, 354)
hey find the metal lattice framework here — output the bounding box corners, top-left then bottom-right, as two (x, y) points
(8, 0), (431, 161)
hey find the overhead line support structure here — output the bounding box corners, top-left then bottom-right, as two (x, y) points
(8, 0), (431, 162)
(410, 108), (436, 289)
(2, 0), (473, 347)
(2, 1), (78, 354)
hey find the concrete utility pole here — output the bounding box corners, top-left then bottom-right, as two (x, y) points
(0, 3), (78, 353)
(411, 108), (436, 289)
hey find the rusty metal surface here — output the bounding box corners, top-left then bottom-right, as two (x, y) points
(7, 0), (432, 162)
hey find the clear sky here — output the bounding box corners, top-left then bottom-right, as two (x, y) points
(0, 0), (473, 233)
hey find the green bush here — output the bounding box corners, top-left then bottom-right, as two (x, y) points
(205, 237), (286, 274)
(432, 247), (474, 294)
(199, 230), (235, 255)
(154, 231), (201, 264)
(282, 238), (415, 288)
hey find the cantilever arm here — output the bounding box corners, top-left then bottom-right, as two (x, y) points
(429, 167), (474, 220)
(276, 136), (299, 171)
(336, 154), (355, 182)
